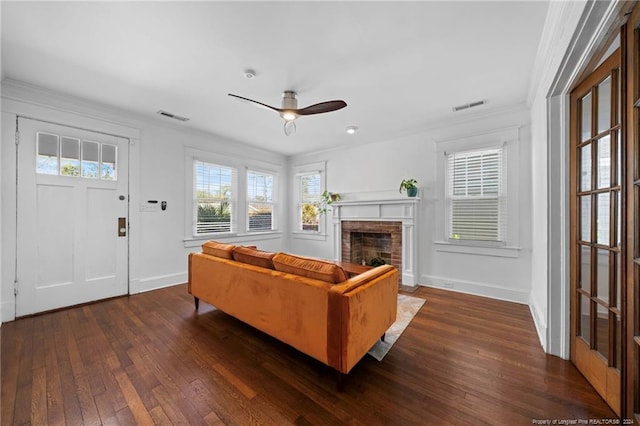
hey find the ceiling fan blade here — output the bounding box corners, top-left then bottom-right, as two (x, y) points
(228, 93), (282, 113)
(295, 100), (347, 116)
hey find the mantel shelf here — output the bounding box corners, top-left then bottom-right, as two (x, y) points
(332, 198), (420, 207)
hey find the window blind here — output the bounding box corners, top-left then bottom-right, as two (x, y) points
(247, 170), (275, 231)
(194, 160), (236, 234)
(446, 147), (506, 242)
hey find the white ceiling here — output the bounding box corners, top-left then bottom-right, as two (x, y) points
(1, 1), (549, 156)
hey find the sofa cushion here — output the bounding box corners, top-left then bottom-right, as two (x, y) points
(232, 246), (276, 270)
(272, 253), (348, 284)
(202, 241), (236, 259)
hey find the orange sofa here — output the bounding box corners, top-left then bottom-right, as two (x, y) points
(188, 241), (398, 376)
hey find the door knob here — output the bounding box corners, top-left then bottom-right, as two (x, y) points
(118, 217), (127, 237)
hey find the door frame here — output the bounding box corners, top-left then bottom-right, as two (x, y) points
(0, 90), (141, 322)
(544, 0), (636, 359)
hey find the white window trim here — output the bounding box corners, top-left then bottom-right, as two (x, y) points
(435, 127), (521, 257)
(291, 161), (327, 240)
(184, 147), (283, 246)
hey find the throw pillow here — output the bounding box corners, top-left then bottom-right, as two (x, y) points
(232, 246), (276, 270)
(202, 241), (235, 259)
(272, 253), (347, 284)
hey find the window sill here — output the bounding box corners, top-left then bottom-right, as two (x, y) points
(291, 231), (327, 241)
(433, 241), (521, 258)
(184, 231), (282, 248)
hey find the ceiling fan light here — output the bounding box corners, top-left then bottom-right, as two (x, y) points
(281, 111), (297, 121)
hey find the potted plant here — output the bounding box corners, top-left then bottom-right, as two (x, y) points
(399, 179), (418, 197)
(318, 190), (341, 214)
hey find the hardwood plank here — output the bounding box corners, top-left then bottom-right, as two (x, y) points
(1, 284), (618, 425)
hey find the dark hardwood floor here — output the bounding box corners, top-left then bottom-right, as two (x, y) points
(2, 284), (616, 425)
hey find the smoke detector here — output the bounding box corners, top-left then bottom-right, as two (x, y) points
(244, 69), (256, 79)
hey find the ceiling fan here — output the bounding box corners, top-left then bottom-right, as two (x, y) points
(228, 91), (347, 136)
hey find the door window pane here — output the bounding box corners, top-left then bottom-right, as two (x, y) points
(101, 144), (117, 180)
(597, 76), (612, 134)
(596, 249), (610, 303)
(82, 141), (100, 179)
(60, 137), (80, 176)
(597, 136), (611, 189)
(581, 92), (592, 142)
(37, 133), (59, 175)
(580, 195), (591, 242)
(580, 144), (592, 191)
(580, 245), (591, 290)
(596, 304), (609, 360)
(597, 192), (610, 246)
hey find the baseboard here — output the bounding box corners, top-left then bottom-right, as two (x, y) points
(1, 300), (16, 323)
(528, 292), (548, 351)
(420, 274), (529, 304)
(131, 272), (187, 294)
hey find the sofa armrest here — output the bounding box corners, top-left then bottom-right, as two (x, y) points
(327, 265), (399, 373)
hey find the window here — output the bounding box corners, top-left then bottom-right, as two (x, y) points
(446, 147), (505, 242)
(193, 160), (236, 234)
(247, 170), (276, 232)
(298, 172), (322, 231)
(37, 132), (117, 180)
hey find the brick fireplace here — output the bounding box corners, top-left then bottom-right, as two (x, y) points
(331, 196), (419, 286)
(341, 221), (402, 273)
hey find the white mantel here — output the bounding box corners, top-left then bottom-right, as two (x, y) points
(331, 197), (420, 286)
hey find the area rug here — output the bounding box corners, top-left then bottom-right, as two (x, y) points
(367, 294), (426, 361)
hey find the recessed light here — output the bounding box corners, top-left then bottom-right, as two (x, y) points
(346, 126), (358, 135)
(244, 69), (256, 79)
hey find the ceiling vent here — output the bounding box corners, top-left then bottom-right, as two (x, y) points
(452, 100), (487, 112)
(157, 110), (190, 122)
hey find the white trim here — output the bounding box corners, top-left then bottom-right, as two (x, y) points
(433, 241), (520, 258)
(421, 274), (529, 305)
(131, 272), (187, 294)
(183, 231), (282, 248)
(541, 0), (628, 359)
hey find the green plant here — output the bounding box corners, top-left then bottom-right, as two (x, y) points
(317, 190), (341, 215)
(399, 179), (418, 194)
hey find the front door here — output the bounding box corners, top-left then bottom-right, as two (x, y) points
(570, 49), (622, 414)
(16, 118), (129, 316)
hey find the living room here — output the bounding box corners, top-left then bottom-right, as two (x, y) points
(2, 0), (640, 423)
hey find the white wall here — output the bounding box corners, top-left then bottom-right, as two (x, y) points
(0, 80), (287, 322)
(289, 105), (533, 304)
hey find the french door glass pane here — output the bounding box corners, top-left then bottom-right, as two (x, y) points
(597, 76), (612, 134)
(596, 249), (610, 303)
(597, 192), (610, 246)
(581, 144), (592, 191)
(581, 196), (591, 241)
(580, 245), (591, 290)
(581, 93), (592, 142)
(596, 304), (609, 360)
(597, 136), (611, 189)
(580, 294), (591, 344)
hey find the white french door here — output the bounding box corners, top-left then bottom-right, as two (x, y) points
(16, 118), (129, 316)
